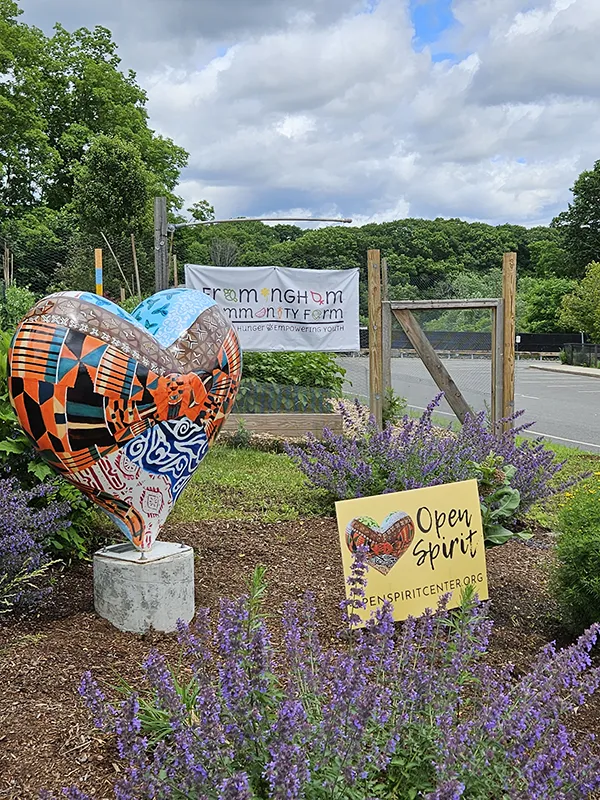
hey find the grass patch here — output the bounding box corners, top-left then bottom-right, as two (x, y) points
(525, 442), (600, 531)
(173, 446), (332, 524)
(171, 431), (597, 532)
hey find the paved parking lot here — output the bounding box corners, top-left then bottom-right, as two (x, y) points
(339, 356), (600, 452)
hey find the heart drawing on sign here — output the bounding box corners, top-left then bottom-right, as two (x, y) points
(346, 512), (415, 575)
(8, 289), (242, 551)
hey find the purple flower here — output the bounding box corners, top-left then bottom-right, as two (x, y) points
(218, 773), (252, 800)
(50, 560), (600, 799)
(287, 394), (568, 526)
(0, 477), (70, 612)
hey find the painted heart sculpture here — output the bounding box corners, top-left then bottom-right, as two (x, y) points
(8, 289), (241, 551)
(346, 511), (415, 575)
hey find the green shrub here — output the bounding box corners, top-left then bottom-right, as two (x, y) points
(120, 294), (145, 314)
(242, 351), (346, 394)
(235, 379), (335, 413)
(552, 474), (600, 630)
(382, 387), (407, 426)
(2, 284), (37, 328)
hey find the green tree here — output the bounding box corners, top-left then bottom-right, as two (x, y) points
(528, 240), (572, 278)
(560, 262), (600, 341)
(188, 200), (215, 222)
(40, 23), (187, 209)
(72, 135), (150, 237)
(552, 161), (600, 276)
(423, 270), (502, 332)
(2, 205), (75, 292)
(0, 0), (52, 215)
(521, 277), (576, 333)
(0, 5), (188, 218)
(0, 4), (190, 296)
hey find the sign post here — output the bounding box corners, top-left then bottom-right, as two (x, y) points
(367, 250), (383, 428)
(502, 252), (517, 426)
(94, 248), (103, 296)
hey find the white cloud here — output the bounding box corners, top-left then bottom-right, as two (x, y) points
(19, 0), (600, 226)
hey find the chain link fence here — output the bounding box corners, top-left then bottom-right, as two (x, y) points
(339, 307), (496, 423)
(562, 343), (600, 369)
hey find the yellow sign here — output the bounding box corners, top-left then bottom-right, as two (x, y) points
(336, 479), (488, 625)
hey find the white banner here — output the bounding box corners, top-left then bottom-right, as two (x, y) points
(185, 264), (360, 352)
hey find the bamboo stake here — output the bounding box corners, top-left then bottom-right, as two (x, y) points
(95, 249), (103, 296)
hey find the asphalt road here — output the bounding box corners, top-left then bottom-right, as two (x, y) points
(338, 356), (600, 452)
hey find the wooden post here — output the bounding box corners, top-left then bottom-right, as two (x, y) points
(120, 287), (126, 303)
(381, 256), (389, 302)
(154, 197), (169, 292)
(131, 233), (142, 298)
(94, 249), (103, 296)
(502, 252), (517, 425)
(394, 309), (472, 423)
(367, 249), (383, 427)
(381, 257), (392, 405)
(491, 303), (505, 430)
(173, 254), (179, 288)
(382, 301), (392, 408)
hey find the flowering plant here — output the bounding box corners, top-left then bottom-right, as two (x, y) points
(287, 395), (566, 546)
(49, 553), (600, 799)
(0, 476), (70, 613)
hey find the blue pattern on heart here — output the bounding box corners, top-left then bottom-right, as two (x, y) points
(123, 418), (209, 500)
(132, 288), (217, 346)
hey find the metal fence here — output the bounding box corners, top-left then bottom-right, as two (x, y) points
(235, 380), (336, 414)
(562, 343), (600, 369)
(359, 328), (580, 354)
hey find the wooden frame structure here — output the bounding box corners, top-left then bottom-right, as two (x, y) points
(368, 249), (516, 431)
(222, 412), (343, 437)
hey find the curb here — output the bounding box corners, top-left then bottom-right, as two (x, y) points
(528, 363), (600, 379)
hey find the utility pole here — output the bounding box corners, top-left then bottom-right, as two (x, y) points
(154, 197), (168, 292)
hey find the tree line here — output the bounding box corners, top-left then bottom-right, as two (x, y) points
(1, 0), (600, 337)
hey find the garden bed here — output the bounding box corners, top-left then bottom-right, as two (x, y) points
(1, 517), (599, 799)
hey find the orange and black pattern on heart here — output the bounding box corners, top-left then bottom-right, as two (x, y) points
(7, 289), (242, 550)
(346, 512), (415, 575)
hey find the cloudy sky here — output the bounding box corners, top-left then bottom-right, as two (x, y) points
(19, 0), (600, 226)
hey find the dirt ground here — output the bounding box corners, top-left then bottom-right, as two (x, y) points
(0, 520), (597, 799)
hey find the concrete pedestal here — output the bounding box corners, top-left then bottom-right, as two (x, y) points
(93, 541), (195, 634)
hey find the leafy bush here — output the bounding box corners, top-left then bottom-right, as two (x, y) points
(552, 473), (600, 630)
(471, 455), (526, 547)
(0, 284), (37, 329)
(120, 294), (145, 314)
(382, 387), (407, 426)
(235, 379), (335, 414)
(52, 556), (600, 799)
(288, 396), (565, 546)
(242, 352), (346, 394)
(0, 477), (70, 613)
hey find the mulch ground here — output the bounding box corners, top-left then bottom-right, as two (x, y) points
(0, 520), (598, 799)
